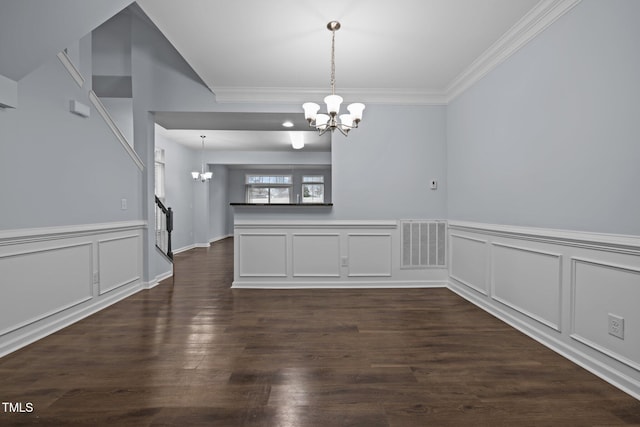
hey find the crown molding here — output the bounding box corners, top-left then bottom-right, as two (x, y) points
(212, 86), (448, 106)
(445, 0), (582, 102)
(211, 0), (581, 106)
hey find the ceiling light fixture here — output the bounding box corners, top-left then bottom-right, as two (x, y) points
(290, 132), (304, 149)
(302, 21), (365, 136)
(282, 121), (294, 128)
(191, 135), (213, 182)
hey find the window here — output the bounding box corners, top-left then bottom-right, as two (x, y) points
(302, 175), (324, 203)
(246, 175), (292, 204)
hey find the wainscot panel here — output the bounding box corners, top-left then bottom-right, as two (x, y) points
(449, 233), (489, 295)
(347, 234), (392, 277)
(98, 234), (142, 295)
(238, 233), (287, 277)
(0, 221), (146, 357)
(233, 220), (448, 288)
(292, 234), (341, 277)
(0, 243), (93, 336)
(571, 258), (640, 372)
(491, 242), (562, 331)
(448, 220), (640, 400)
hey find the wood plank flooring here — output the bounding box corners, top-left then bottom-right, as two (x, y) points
(1, 237), (639, 426)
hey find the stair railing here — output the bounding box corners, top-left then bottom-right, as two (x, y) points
(155, 196), (173, 260)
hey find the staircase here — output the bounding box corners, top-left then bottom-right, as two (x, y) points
(155, 196), (173, 261)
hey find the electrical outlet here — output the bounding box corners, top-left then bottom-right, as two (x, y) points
(121, 198), (127, 210)
(341, 256), (348, 267)
(608, 313), (624, 339)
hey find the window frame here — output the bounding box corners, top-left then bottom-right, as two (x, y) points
(245, 174), (293, 204)
(301, 175), (325, 204)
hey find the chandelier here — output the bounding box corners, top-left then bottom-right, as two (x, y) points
(191, 135), (213, 182)
(302, 21), (365, 136)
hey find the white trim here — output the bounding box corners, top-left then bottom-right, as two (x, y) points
(209, 234), (233, 244)
(569, 257), (640, 372)
(448, 234), (489, 285)
(445, 0), (582, 102)
(56, 51), (84, 88)
(232, 280), (448, 289)
(292, 233), (341, 278)
(448, 220), (640, 254)
(449, 275), (488, 297)
(173, 244), (196, 254)
(0, 282), (143, 358)
(447, 232), (491, 296)
(99, 276), (140, 295)
(0, 291), (92, 338)
(89, 90), (144, 171)
(210, 1), (582, 106)
(447, 281), (640, 401)
(235, 219), (398, 229)
(448, 232), (489, 295)
(0, 221), (146, 246)
(448, 221), (640, 400)
(213, 86), (448, 105)
(490, 242), (563, 332)
(145, 270), (173, 290)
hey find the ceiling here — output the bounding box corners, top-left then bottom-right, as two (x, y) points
(154, 112), (331, 151)
(137, 0), (541, 104)
(138, 0), (548, 150)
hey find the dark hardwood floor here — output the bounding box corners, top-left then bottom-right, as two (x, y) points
(1, 237), (639, 426)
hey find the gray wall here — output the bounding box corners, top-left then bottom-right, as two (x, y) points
(0, 0), (132, 81)
(232, 104), (448, 223)
(331, 104), (447, 220)
(155, 128), (196, 252)
(447, 0), (640, 235)
(0, 32), (142, 230)
(209, 164), (230, 241)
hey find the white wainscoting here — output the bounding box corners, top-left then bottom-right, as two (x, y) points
(571, 258), (640, 372)
(448, 220), (640, 400)
(292, 234), (341, 277)
(238, 233), (287, 277)
(450, 234), (488, 295)
(98, 235), (141, 295)
(233, 220), (448, 288)
(491, 242), (562, 331)
(0, 221), (145, 357)
(347, 234), (392, 277)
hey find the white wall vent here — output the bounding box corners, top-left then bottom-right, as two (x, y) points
(401, 220), (446, 268)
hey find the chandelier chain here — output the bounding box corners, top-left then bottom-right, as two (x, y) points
(330, 28), (336, 95)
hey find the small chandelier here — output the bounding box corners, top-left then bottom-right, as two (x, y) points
(191, 135), (213, 182)
(302, 21), (365, 136)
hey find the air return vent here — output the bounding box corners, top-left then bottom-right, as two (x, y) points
(401, 220), (446, 268)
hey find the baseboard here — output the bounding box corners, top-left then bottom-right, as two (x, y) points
(145, 270), (173, 289)
(173, 235), (232, 255)
(173, 244), (196, 255)
(0, 282), (143, 358)
(210, 234), (233, 244)
(447, 280), (640, 401)
(232, 280), (448, 289)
